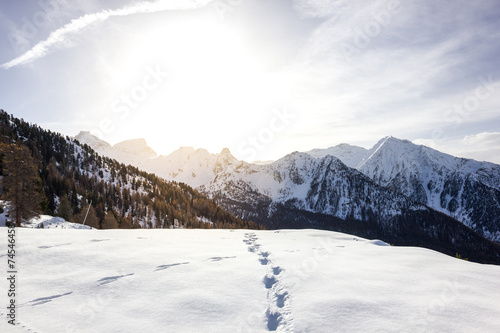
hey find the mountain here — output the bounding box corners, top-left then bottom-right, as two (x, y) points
(113, 138), (157, 159)
(75, 131), (157, 167)
(0, 111), (261, 230)
(305, 143), (368, 168)
(147, 147), (218, 188)
(302, 136), (500, 242)
(358, 137), (500, 241)
(77, 132), (500, 264)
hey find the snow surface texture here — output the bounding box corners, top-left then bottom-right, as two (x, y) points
(1, 228), (499, 333)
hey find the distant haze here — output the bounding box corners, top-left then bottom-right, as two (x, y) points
(1, 0), (499, 163)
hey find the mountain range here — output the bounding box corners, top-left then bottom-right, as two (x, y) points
(75, 131), (500, 264)
(76, 132), (500, 242)
(0, 111), (260, 231)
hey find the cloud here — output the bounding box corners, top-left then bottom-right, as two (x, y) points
(458, 132), (500, 164)
(413, 132), (500, 164)
(1, 0), (213, 70)
(285, 0), (500, 150)
(292, 0), (348, 18)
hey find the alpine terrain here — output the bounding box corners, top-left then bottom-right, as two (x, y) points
(75, 132), (500, 264)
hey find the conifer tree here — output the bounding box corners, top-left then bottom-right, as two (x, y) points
(101, 211), (119, 229)
(58, 194), (71, 221)
(74, 204), (100, 229)
(120, 213), (133, 229)
(0, 143), (43, 226)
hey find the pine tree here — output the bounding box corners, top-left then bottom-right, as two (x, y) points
(0, 143), (43, 226)
(101, 211), (119, 229)
(74, 204), (100, 229)
(58, 194), (71, 221)
(120, 213), (133, 229)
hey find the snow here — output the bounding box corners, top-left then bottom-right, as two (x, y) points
(23, 215), (94, 229)
(1, 228), (499, 332)
(0, 201), (93, 229)
(75, 131), (157, 168)
(113, 138), (157, 159)
(75, 133), (500, 240)
(306, 143), (368, 168)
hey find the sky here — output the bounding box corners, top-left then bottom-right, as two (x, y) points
(0, 0), (499, 164)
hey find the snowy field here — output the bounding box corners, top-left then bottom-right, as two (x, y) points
(1, 228), (500, 333)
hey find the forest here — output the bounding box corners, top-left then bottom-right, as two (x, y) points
(0, 110), (262, 230)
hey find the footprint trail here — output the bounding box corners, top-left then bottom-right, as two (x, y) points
(243, 232), (293, 332)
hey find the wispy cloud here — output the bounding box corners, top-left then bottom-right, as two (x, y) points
(284, 0), (500, 149)
(414, 132), (500, 164)
(1, 0), (212, 70)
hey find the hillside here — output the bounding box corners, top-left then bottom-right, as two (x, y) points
(0, 110), (260, 230)
(310, 137), (500, 242)
(76, 131), (500, 264)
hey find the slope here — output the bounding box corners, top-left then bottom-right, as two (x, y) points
(356, 136), (500, 241)
(1, 228), (499, 332)
(75, 132), (500, 264)
(0, 110), (260, 230)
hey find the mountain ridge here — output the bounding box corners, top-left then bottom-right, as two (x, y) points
(75, 130), (500, 263)
(1, 112), (261, 231)
(76, 132), (500, 242)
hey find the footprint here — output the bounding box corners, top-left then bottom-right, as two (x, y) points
(263, 275), (277, 289)
(276, 292), (288, 308)
(155, 262), (189, 271)
(248, 244), (260, 252)
(38, 243), (71, 249)
(259, 257), (269, 265)
(97, 273), (134, 285)
(30, 292), (73, 306)
(90, 239), (109, 242)
(206, 256), (236, 262)
(272, 266), (282, 275)
(260, 252), (270, 258)
(266, 309), (282, 331)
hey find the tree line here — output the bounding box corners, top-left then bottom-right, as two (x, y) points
(0, 110), (262, 230)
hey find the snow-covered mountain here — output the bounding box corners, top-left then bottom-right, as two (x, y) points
(75, 131), (157, 167)
(304, 137), (500, 242)
(75, 133), (423, 222)
(147, 147), (219, 188)
(0, 112), (257, 231)
(113, 138), (157, 159)
(305, 143), (368, 168)
(76, 132), (500, 260)
(357, 137), (500, 241)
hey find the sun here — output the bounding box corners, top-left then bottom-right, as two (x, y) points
(99, 11), (293, 157)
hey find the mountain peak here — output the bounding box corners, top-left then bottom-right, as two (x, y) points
(77, 130), (91, 136)
(114, 138), (157, 158)
(75, 131), (111, 149)
(305, 143), (368, 168)
(215, 148), (238, 167)
(379, 136), (413, 146)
